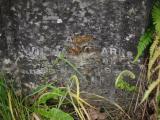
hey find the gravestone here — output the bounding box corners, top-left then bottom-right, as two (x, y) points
(0, 0), (151, 103)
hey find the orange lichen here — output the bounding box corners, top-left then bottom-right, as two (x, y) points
(72, 35), (94, 45)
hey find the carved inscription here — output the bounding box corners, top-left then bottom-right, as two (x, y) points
(67, 35), (99, 55)
(100, 45), (134, 74)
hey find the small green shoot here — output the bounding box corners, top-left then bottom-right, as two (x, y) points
(115, 70), (137, 92)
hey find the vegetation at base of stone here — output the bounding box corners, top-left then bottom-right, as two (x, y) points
(0, 76), (129, 120)
(115, 70), (137, 92)
(28, 75), (93, 120)
(0, 73), (93, 120)
(116, 1), (160, 119)
(136, 1), (160, 104)
(141, 34), (160, 119)
(0, 73), (30, 120)
(141, 35), (160, 103)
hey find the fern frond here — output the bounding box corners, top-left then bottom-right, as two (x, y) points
(141, 78), (160, 103)
(133, 30), (153, 63)
(142, 61), (160, 104)
(142, 68), (160, 103)
(149, 35), (160, 58)
(152, 64), (160, 75)
(115, 70), (136, 92)
(152, 2), (160, 34)
(147, 47), (160, 81)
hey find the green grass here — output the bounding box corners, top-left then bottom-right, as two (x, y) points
(0, 73), (30, 120)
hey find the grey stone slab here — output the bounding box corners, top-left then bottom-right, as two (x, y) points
(0, 0), (150, 103)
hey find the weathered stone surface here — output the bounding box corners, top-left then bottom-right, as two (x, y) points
(0, 0), (150, 102)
